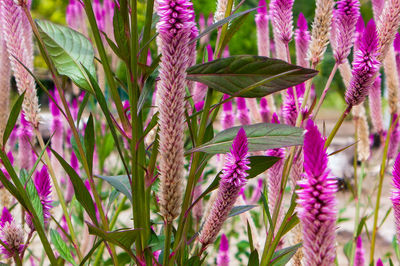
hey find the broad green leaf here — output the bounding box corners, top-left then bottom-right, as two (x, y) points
(86, 223), (139, 252)
(84, 114), (95, 173)
(51, 149), (99, 226)
(270, 243), (302, 265)
(228, 205), (257, 218)
(20, 169), (44, 228)
(3, 92), (25, 147)
(189, 123), (304, 154)
(95, 175), (132, 202)
(248, 156), (280, 178)
(186, 55), (318, 98)
(248, 250), (260, 266)
(36, 19), (96, 92)
(50, 229), (77, 266)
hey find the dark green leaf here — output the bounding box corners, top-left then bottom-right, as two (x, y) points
(95, 175), (132, 202)
(113, 6), (130, 61)
(84, 114), (95, 173)
(50, 229), (77, 266)
(186, 55), (318, 98)
(3, 92), (25, 147)
(189, 123), (304, 154)
(270, 243), (302, 265)
(248, 250), (259, 266)
(77, 90), (90, 126)
(20, 169), (44, 228)
(36, 20), (96, 92)
(248, 156), (280, 179)
(51, 149), (99, 226)
(281, 214), (299, 237)
(356, 216), (367, 237)
(186, 256), (202, 266)
(228, 205), (257, 218)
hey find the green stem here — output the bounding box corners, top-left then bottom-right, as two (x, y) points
(313, 63), (339, 118)
(350, 127), (359, 266)
(163, 224), (173, 266)
(324, 105), (352, 148)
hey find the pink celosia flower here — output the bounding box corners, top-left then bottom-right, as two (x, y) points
(18, 113), (33, 170)
(295, 13), (311, 68)
(391, 153), (400, 245)
(193, 45), (212, 105)
(0, 32), (11, 141)
(50, 89), (64, 183)
(354, 236), (365, 266)
(376, 258), (384, 266)
(297, 119), (337, 265)
(222, 94), (235, 130)
(255, 0), (270, 57)
(236, 98), (250, 125)
(198, 128), (250, 247)
(372, 0), (385, 20)
(269, 0), (294, 44)
(217, 234), (229, 266)
(157, 0), (195, 223)
(0, 208), (24, 259)
(259, 97), (270, 123)
(282, 84), (304, 126)
(249, 179), (264, 204)
(345, 19), (380, 106)
(368, 75), (384, 134)
(332, 0), (360, 64)
(388, 114), (400, 159)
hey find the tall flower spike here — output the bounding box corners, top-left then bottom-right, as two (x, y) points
(295, 13), (311, 68)
(222, 94), (235, 130)
(368, 75), (384, 134)
(0, 209), (24, 259)
(345, 20), (380, 107)
(50, 89), (64, 186)
(236, 98), (251, 125)
(308, 0), (334, 66)
(18, 113), (33, 170)
(0, 34), (10, 141)
(157, 0), (195, 223)
(354, 236), (365, 266)
(332, 0), (360, 64)
(193, 45), (212, 105)
(282, 85), (304, 126)
(199, 128), (250, 247)
(297, 119), (337, 265)
(270, 0), (294, 44)
(376, 259), (384, 266)
(255, 0), (270, 57)
(217, 234), (229, 266)
(388, 114), (400, 159)
(0, 0), (40, 127)
(391, 153), (400, 245)
(353, 104), (370, 161)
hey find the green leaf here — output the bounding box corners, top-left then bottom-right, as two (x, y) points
(248, 249), (260, 266)
(189, 123), (304, 154)
(138, 68), (158, 114)
(77, 92), (90, 126)
(270, 243), (302, 265)
(3, 92), (25, 147)
(84, 114), (95, 173)
(343, 240), (352, 262)
(98, 133), (114, 171)
(248, 156), (280, 179)
(247, 221), (254, 252)
(228, 205), (257, 218)
(50, 229), (77, 266)
(51, 149), (99, 226)
(113, 6), (129, 61)
(36, 19), (96, 92)
(79, 240), (103, 266)
(95, 175), (132, 202)
(281, 214), (300, 237)
(261, 192), (273, 232)
(186, 55), (318, 98)
(86, 223), (139, 252)
(20, 169), (44, 228)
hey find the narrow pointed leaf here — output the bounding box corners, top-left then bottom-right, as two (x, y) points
(84, 114), (95, 173)
(248, 156), (280, 178)
(186, 56), (318, 98)
(270, 243), (302, 265)
(228, 205), (257, 218)
(248, 250), (260, 266)
(95, 175), (132, 202)
(20, 169), (44, 228)
(50, 229), (77, 266)
(3, 92), (25, 147)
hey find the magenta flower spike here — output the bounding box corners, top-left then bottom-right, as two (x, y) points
(0, 207), (12, 228)
(282, 85), (304, 126)
(50, 89), (64, 180)
(222, 94), (235, 130)
(255, 0), (270, 57)
(295, 13), (311, 67)
(332, 0), (360, 64)
(269, 0), (294, 44)
(394, 33), (400, 89)
(391, 153), (400, 244)
(376, 259), (383, 266)
(236, 98), (251, 125)
(368, 75), (384, 134)
(66, 0), (87, 35)
(259, 97), (270, 123)
(250, 179), (264, 204)
(297, 119), (337, 265)
(18, 113), (33, 170)
(388, 114), (400, 159)
(217, 234), (229, 266)
(199, 128), (250, 247)
(354, 236), (365, 266)
(156, 0), (195, 223)
(345, 19), (380, 107)
(0, 208), (24, 259)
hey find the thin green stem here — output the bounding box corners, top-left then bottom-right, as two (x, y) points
(163, 224), (173, 266)
(350, 128), (359, 266)
(313, 63), (339, 118)
(324, 105), (352, 148)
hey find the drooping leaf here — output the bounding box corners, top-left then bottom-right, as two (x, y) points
(270, 243), (302, 265)
(189, 123), (304, 154)
(50, 229), (77, 266)
(248, 156), (280, 179)
(228, 205), (257, 218)
(20, 169), (44, 228)
(186, 55), (318, 98)
(95, 175), (132, 202)
(51, 149), (99, 226)
(3, 92), (25, 147)
(36, 19), (96, 92)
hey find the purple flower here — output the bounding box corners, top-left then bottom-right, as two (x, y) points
(259, 97), (270, 123)
(222, 94), (235, 130)
(198, 128), (250, 247)
(236, 98), (250, 125)
(332, 0), (360, 64)
(297, 119), (337, 265)
(391, 152), (400, 245)
(282, 85), (304, 126)
(368, 75), (384, 134)
(255, 0), (270, 57)
(295, 13), (311, 67)
(0, 208), (24, 259)
(269, 0), (294, 44)
(345, 19), (380, 106)
(18, 113), (33, 170)
(354, 236), (365, 266)
(376, 258), (384, 266)
(217, 234), (229, 266)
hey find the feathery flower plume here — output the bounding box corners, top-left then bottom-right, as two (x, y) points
(0, 35), (10, 141)
(376, 0), (400, 62)
(259, 97), (270, 123)
(282, 85), (304, 126)
(368, 75), (383, 134)
(255, 0), (270, 57)
(0, 208), (24, 259)
(222, 94), (235, 129)
(388, 114), (400, 159)
(26, 167), (53, 230)
(384, 46), (400, 115)
(372, 0), (385, 21)
(217, 234), (229, 266)
(332, 0), (360, 64)
(157, 0), (195, 223)
(297, 119), (337, 265)
(18, 114), (33, 170)
(288, 224), (304, 265)
(198, 128), (250, 247)
(295, 13), (311, 68)
(192, 177), (203, 222)
(269, 0), (294, 44)
(391, 153), (400, 244)
(0, 0), (40, 127)
(345, 20), (380, 107)
(236, 98), (251, 125)
(308, 0), (334, 66)
(354, 236), (365, 266)
(353, 104), (370, 161)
